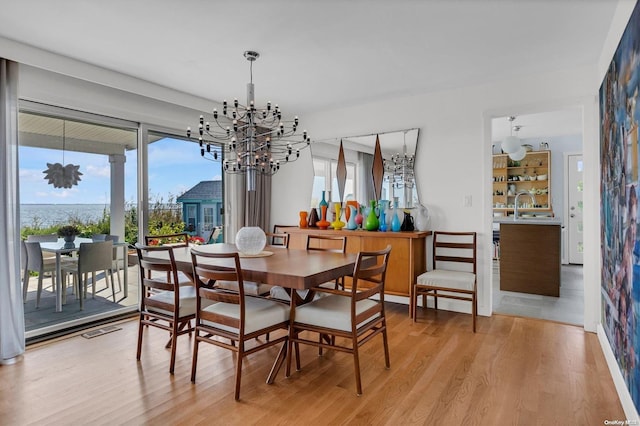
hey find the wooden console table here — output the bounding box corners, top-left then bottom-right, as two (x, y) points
(282, 227), (429, 313)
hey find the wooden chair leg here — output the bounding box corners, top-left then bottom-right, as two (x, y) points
(191, 334), (200, 382)
(285, 334), (295, 377)
(234, 349), (244, 401)
(136, 315), (144, 361)
(382, 322), (390, 369)
(434, 290), (438, 310)
(169, 320), (179, 374)
(353, 337), (362, 396)
(472, 293), (477, 333)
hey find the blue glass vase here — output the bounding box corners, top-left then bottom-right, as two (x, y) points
(379, 209), (387, 231)
(346, 205), (358, 230)
(391, 201), (401, 232)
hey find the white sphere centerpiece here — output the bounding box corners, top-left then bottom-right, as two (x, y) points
(235, 226), (266, 255)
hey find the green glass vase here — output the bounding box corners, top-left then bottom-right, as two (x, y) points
(364, 200), (379, 231)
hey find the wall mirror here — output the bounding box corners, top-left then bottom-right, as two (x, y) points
(310, 128), (420, 209)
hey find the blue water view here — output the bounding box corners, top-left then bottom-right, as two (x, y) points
(20, 204), (110, 228)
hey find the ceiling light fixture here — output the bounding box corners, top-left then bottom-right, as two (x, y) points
(385, 130), (415, 189)
(508, 125), (527, 161)
(43, 120), (82, 189)
(501, 116), (522, 155)
(187, 50), (311, 191)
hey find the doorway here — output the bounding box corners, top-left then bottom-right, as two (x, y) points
(567, 154), (584, 264)
(490, 109), (584, 326)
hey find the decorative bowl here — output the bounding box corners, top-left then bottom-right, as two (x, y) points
(537, 174), (547, 180)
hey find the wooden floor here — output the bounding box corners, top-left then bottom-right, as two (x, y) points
(1, 303), (624, 425)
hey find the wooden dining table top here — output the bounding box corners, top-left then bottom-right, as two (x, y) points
(160, 243), (358, 291)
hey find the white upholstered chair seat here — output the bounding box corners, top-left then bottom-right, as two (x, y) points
(146, 285), (205, 317)
(150, 270), (193, 286)
(201, 296), (289, 334)
(215, 280), (273, 296)
(294, 294), (380, 332)
(416, 269), (475, 291)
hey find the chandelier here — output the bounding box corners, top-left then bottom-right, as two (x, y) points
(43, 120), (82, 189)
(384, 130), (415, 189)
(187, 50), (311, 191)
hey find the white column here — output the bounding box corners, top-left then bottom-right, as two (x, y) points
(109, 153), (126, 239)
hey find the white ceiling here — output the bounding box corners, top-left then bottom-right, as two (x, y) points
(0, 0), (619, 138)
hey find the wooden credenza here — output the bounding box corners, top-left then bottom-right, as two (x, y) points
(282, 228), (430, 299)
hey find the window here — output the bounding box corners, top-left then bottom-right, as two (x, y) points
(311, 157), (356, 206)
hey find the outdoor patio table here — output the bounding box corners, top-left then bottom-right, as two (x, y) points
(40, 238), (129, 312)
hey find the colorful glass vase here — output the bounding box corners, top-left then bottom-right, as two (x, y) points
(299, 210), (308, 228)
(401, 211), (415, 231)
(391, 201), (401, 232)
(317, 205), (330, 230)
(308, 207), (319, 228)
(355, 206), (364, 229)
(379, 209), (387, 232)
(346, 205), (358, 230)
(331, 203), (346, 230)
(364, 200), (379, 231)
(319, 190), (329, 210)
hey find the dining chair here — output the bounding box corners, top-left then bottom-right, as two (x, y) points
(269, 234), (346, 302)
(287, 245), (392, 395)
(62, 240), (115, 309)
(144, 232), (190, 247)
(190, 249), (290, 400)
(135, 245), (198, 374)
(206, 226), (222, 244)
(103, 235), (123, 292)
(144, 233), (192, 284)
(411, 231), (477, 332)
(23, 241), (59, 307)
(265, 231), (289, 247)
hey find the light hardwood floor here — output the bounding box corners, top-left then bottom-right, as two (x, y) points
(1, 303), (624, 425)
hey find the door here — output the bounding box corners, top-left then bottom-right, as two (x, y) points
(185, 204), (197, 234)
(568, 154), (584, 264)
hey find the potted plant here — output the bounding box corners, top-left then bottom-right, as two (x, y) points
(57, 225), (80, 243)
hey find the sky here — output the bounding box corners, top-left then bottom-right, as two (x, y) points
(19, 137), (222, 205)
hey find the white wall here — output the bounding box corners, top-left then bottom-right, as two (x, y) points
(272, 65), (597, 320)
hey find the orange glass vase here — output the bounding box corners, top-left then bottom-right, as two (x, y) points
(299, 210), (308, 228)
(316, 205), (330, 230)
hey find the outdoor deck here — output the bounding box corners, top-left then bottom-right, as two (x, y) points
(23, 263), (139, 334)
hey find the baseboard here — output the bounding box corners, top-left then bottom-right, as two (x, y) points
(597, 324), (640, 422)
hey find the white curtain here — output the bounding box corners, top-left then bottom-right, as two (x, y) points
(0, 58), (24, 362)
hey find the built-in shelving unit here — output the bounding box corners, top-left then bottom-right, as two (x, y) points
(492, 150), (552, 216)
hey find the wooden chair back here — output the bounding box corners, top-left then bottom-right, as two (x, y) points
(190, 250), (246, 333)
(266, 232), (290, 248)
(306, 234), (346, 253)
(351, 245), (392, 302)
(144, 232), (190, 247)
(432, 231), (477, 274)
(136, 245), (182, 313)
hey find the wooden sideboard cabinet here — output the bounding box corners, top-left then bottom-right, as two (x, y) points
(282, 228), (430, 299)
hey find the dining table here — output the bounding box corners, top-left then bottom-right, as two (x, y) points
(40, 237), (129, 312)
(152, 242), (361, 383)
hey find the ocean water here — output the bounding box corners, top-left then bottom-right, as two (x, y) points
(20, 204), (109, 228)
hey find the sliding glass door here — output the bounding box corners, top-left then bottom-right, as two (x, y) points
(19, 103), (139, 338)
